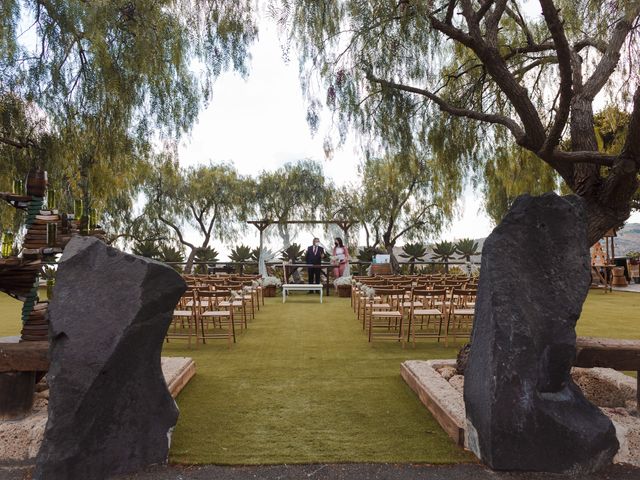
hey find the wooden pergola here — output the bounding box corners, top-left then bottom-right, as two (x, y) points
(247, 219), (357, 277)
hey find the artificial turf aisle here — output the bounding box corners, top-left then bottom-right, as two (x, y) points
(164, 294), (472, 465)
(1, 290), (639, 464)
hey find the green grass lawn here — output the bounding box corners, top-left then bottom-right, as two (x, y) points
(1, 289), (639, 465)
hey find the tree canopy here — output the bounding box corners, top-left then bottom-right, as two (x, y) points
(0, 0), (256, 231)
(254, 159), (330, 247)
(276, 0), (640, 243)
(142, 155), (254, 272)
(356, 151), (450, 269)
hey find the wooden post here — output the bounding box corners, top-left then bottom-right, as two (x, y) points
(0, 371), (36, 420)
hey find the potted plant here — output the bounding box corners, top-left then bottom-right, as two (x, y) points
(334, 276), (352, 297)
(262, 276), (281, 297)
(627, 251), (640, 283)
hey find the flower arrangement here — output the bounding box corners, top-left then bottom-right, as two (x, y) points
(360, 285), (376, 298)
(334, 275), (352, 297)
(261, 275), (281, 297)
(333, 275), (352, 287)
(262, 276), (282, 287)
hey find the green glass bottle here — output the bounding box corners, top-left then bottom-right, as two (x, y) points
(12, 178), (24, 195)
(46, 278), (55, 300)
(73, 199), (83, 220)
(47, 223), (57, 247)
(1, 231), (14, 258)
(47, 188), (57, 210)
(89, 208), (100, 230)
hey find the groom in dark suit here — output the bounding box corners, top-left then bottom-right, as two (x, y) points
(305, 237), (324, 293)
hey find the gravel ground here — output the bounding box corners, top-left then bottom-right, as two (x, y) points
(2, 463), (639, 480)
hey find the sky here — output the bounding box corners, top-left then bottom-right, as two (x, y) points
(177, 13), (495, 255)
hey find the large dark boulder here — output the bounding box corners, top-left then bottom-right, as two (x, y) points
(34, 237), (186, 479)
(464, 193), (618, 473)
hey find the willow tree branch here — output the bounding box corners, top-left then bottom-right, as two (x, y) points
(0, 135), (32, 149)
(429, 5), (547, 149)
(621, 86), (640, 162)
(365, 71), (527, 143)
(582, 2), (640, 100)
(551, 150), (616, 166)
(539, 0), (573, 153)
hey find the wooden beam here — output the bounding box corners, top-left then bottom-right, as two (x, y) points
(575, 336), (640, 409)
(575, 337), (640, 370)
(0, 341), (50, 372)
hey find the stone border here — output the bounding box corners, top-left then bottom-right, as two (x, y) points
(401, 360), (640, 467)
(0, 356), (195, 465)
(401, 360), (465, 448)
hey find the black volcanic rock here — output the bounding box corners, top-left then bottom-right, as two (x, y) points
(464, 193), (618, 473)
(34, 237), (186, 480)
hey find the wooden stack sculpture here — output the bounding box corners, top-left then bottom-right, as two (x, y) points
(0, 169), (105, 342)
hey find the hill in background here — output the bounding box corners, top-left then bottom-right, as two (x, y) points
(390, 223), (640, 262)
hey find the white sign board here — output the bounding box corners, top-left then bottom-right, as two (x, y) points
(374, 254), (391, 264)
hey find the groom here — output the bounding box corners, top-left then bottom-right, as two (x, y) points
(305, 237), (324, 293)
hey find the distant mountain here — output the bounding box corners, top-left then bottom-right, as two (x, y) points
(610, 223), (640, 256)
(386, 223), (640, 262)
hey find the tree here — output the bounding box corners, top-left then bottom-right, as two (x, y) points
(144, 156), (253, 272)
(484, 106), (632, 224)
(358, 152), (450, 272)
(432, 241), (458, 274)
(279, 0), (640, 245)
(1, 1), (256, 232)
(400, 242), (428, 274)
(253, 160), (330, 275)
(254, 160), (330, 247)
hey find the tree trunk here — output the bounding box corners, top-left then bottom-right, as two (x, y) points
(386, 242), (399, 274)
(184, 248), (196, 274)
(569, 95), (639, 246)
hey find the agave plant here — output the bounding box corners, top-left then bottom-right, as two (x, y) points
(431, 240), (457, 274)
(251, 247), (277, 262)
(229, 244), (252, 274)
(158, 245), (185, 272)
(193, 246), (219, 274)
(132, 240), (161, 259)
(400, 242), (428, 274)
(230, 244), (252, 263)
(455, 238), (481, 261)
(279, 243), (305, 262)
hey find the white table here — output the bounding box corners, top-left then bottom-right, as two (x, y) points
(282, 283), (323, 303)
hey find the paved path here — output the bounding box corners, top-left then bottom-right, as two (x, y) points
(3, 463), (640, 480)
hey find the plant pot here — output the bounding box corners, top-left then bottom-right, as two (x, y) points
(263, 285), (277, 297)
(337, 284), (352, 297)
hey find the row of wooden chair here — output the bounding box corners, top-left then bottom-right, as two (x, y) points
(351, 277), (477, 347)
(166, 275), (265, 348)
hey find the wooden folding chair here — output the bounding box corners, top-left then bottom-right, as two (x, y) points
(196, 290), (236, 346)
(223, 284), (250, 331)
(366, 288), (406, 344)
(407, 289), (448, 346)
(444, 288), (476, 346)
(166, 289), (198, 348)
